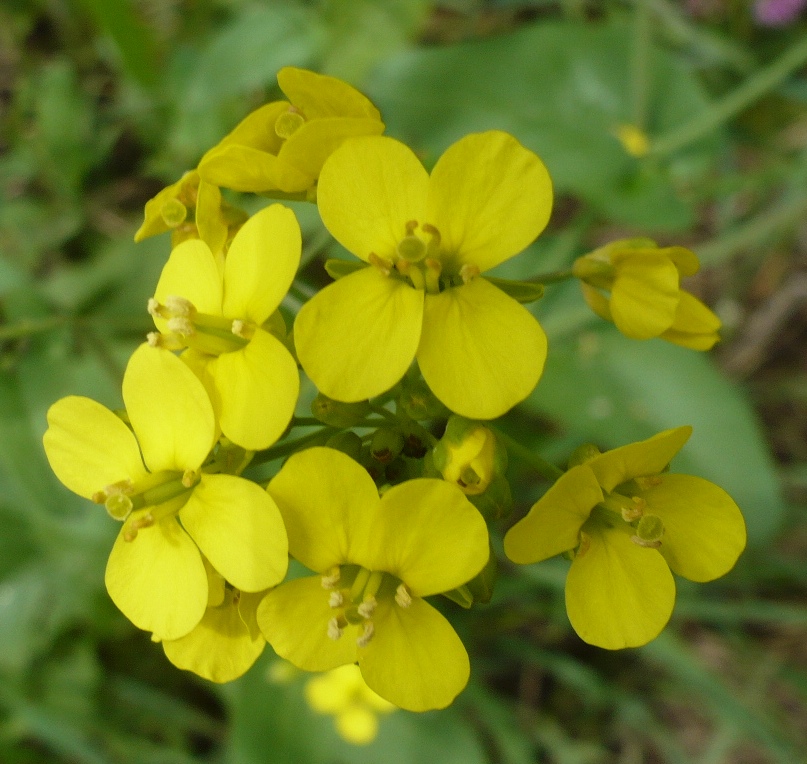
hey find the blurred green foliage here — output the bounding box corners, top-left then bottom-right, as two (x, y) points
(2, 0), (807, 762)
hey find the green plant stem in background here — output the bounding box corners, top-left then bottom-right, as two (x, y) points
(528, 268), (576, 285)
(492, 428), (564, 481)
(632, 0), (652, 130)
(650, 32), (807, 157)
(249, 427), (336, 467)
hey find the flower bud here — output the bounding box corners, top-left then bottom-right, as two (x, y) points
(433, 416), (506, 496)
(325, 431), (363, 462)
(567, 443), (602, 468)
(311, 393), (370, 427)
(370, 427), (405, 464)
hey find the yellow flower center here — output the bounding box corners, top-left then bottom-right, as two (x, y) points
(91, 468), (198, 532)
(321, 564), (410, 648)
(147, 296), (253, 355)
(591, 490), (666, 549)
(275, 107), (305, 139)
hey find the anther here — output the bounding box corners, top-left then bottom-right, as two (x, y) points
(167, 317), (195, 338)
(124, 513), (155, 542)
(576, 531), (592, 558)
(164, 295), (196, 318)
(422, 223), (441, 250)
(356, 621), (375, 648)
(395, 583), (412, 608)
(328, 591), (344, 608)
(635, 475), (664, 490)
(631, 535), (662, 549)
(321, 566), (341, 589)
(147, 299), (167, 319)
(460, 264), (480, 284)
(327, 616), (346, 641)
(357, 596), (377, 619)
(91, 490), (107, 504)
(231, 319), (255, 340)
(424, 258), (442, 294)
(369, 252), (393, 276)
(147, 332), (184, 350)
(181, 469), (199, 488)
(621, 497), (646, 522)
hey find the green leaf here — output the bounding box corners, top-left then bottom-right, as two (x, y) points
(525, 302), (785, 545)
(369, 18), (717, 230)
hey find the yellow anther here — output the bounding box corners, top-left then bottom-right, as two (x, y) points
(424, 258), (442, 294)
(147, 332), (183, 350)
(422, 223), (441, 251)
(164, 295), (196, 318)
(147, 298), (168, 319)
(160, 198), (187, 228)
(358, 596), (377, 619)
(576, 531), (592, 558)
(635, 475), (664, 490)
(231, 319), (255, 340)
(329, 591), (345, 608)
(181, 469), (199, 488)
(167, 317), (195, 338)
(631, 535), (662, 549)
(321, 566), (341, 589)
(368, 252), (393, 276)
(621, 497), (646, 522)
(460, 263), (480, 284)
(395, 583), (412, 609)
(275, 108), (305, 139)
(91, 490), (107, 504)
(124, 512), (154, 542)
(356, 621), (375, 648)
(327, 616), (345, 641)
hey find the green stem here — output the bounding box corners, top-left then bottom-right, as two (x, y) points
(290, 416), (324, 427)
(650, 33), (807, 157)
(631, 0), (652, 130)
(491, 428), (563, 481)
(526, 268), (576, 285)
(249, 428), (335, 467)
(368, 403), (398, 423)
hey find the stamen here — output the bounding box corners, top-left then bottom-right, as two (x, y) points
(147, 332), (184, 350)
(167, 317), (195, 338)
(424, 258), (442, 294)
(422, 223), (441, 251)
(460, 264), (480, 284)
(147, 298), (167, 319)
(231, 319), (255, 340)
(356, 621), (375, 648)
(329, 591), (344, 608)
(91, 490), (107, 504)
(124, 512), (155, 542)
(635, 475), (664, 490)
(321, 566), (341, 589)
(327, 617), (344, 641)
(181, 469), (199, 488)
(576, 531), (592, 558)
(621, 497), (646, 522)
(395, 583), (412, 608)
(368, 252), (393, 276)
(164, 295), (196, 318)
(357, 595), (377, 619)
(631, 535), (662, 549)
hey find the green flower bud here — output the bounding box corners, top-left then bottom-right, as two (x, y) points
(434, 415), (506, 496)
(370, 427), (405, 464)
(567, 443), (602, 468)
(397, 378), (447, 421)
(311, 393), (370, 427)
(325, 431), (363, 462)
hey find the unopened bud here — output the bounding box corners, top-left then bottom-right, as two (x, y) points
(567, 442), (602, 468)
(370, 427), (405, 464)
(325, 431), (363, 462)
(311, 393), (370, 428)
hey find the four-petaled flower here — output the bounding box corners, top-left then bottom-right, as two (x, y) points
(294, 130), (553, 419)
(149, 204), (300, 450)
(43, 344), (289, 640)
(256, 447), (490, 711)
(197, 67), (385, 195)
(504, 427), (746, 649)
(573, 238), (721, 350)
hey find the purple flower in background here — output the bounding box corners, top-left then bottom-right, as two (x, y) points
(755, 0), (807, 26)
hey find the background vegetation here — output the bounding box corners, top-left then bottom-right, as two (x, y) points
(1, 0), (807, 761)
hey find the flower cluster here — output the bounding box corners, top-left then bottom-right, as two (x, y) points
(43, 66), (745, 724)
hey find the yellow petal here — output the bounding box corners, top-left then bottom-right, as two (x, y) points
(279, 117), (385, 181)
(418, 278), (546, 419)
(203, 101), (287, 156)
(663, 246), (700, 277)
(195, 180), (228, 256)
(317, 136), (428, 262)
(504, 465), (603, 564)
(358, 479), (489, 597)
(198, 145), (307, 193)
(222, 204), (301, 325)
(609, 253), (679, 339)
(295, 267), (423, 402)
(134, 172), (197, 243)
(257, 576), (359, 672)
(358, 597), (469, 712)
(587, 426), (692, 493)
(105, 514), (207, 640)
(204, 557), (225, 607)
(123, 344), (216, 473)
(267, 447), (380, 572)
(278, 67), (381, 120)
(660, 291), (721, 351)
(565, 521), (675, 649)
(426, 131), (553, 273)
(162, 589), (265, 683)
(580, 282), (614, 322)
(208, 329), (299, 450)
(179, 474), (288, 592)
(43, 396), (147, 499)
(335, 707), (379, 746)
(640, 474), (746, 582)
(153, 239), (223, 334)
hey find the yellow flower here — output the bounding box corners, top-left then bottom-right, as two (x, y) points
(573, 238), (721, 349)
(162, 588), (266, 683)
(432, 415), (504, 496)
(197, 67), (385, 195)
(294, 130), (553, 419)
(134, 170), (246, 253)
(305, 664), (396, 745)
(148, 204), (300, 450)
(256, 447), (490, 712)
(504, 427), (746, 650)
(43, 344), (288, 640)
